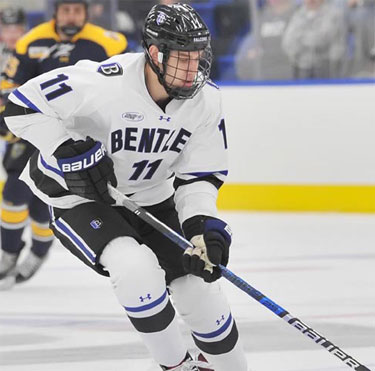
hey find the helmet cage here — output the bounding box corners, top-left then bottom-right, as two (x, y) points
(142, 4), (212, 100)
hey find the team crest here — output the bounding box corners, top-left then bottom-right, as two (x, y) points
(97, 62), (123, 77)
(90, 219), (103, 229)
(156, 12), (167, 25)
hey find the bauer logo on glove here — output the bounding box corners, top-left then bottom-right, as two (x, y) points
(57, 142), (107, 172)
(54, 136), (117, 204)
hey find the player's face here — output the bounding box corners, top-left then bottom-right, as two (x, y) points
(1, 24), (25, 50)
(55, 3), (86, 29)
(164, 50), (202, 89)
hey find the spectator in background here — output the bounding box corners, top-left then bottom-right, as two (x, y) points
(211, 0), (250, 80)
(88, 0), (112, 28)
(235, 0), (296, 80)
(349, 0), (375, 77)
(0, 8), (27, 97)
(0, 8), (27, 229)
(282, 0), (347, 79)
(117, 1), (156, 51)
(0, 0), (127, 290)
(116, 0), (182, 51)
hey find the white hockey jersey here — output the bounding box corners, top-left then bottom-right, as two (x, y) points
(5, 53), (228, 223)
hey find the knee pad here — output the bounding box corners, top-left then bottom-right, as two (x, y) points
(100, 236), (167, 311)
(101, 236), (176, 336)
(170, 275), (239, 356)
(169, 275), (229, 324)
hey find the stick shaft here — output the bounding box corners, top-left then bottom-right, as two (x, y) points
(108, 186), (370, 371)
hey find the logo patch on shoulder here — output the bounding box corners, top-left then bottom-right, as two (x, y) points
(97, 62), (123, 77)
(90, 219), (103, 229)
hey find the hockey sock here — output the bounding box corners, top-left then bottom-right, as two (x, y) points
(0, 203), (29, 254)
(30, 221), (54, 257)
(30, 239), (53, 258)
(0, 227), (25, 255)
(169, 275), (248, 371)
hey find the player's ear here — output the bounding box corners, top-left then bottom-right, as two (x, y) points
(148, 45), (160, 66)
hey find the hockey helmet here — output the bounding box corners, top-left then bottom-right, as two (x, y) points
(54, 0), (89, 10)
(142, 3), (212, 100)
(0, 8), (26, 25)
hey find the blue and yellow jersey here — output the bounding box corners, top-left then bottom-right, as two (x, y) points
(1, 19), (127, 89)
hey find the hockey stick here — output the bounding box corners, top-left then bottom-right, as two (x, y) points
(108, 185), (370, 371)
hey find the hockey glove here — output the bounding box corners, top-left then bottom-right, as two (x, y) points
(54, 136), (117, 204)
(182, 215), (232, 283)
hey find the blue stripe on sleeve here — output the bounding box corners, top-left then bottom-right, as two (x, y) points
(40, 155), (64, 177)
(12, 89), (42, 113)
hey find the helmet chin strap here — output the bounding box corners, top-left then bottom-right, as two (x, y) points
(157, 52), (164, 64)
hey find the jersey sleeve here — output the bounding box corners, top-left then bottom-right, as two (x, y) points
(173, 91), (229, 223)
(5, 60), (103, 156)
(2, 51), (39, 87)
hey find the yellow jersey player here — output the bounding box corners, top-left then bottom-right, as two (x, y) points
(0, 0), (127, 289)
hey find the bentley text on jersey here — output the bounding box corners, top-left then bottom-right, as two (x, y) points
(111, 127), (192, 154)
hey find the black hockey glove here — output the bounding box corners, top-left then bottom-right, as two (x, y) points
(54, 137), (117, 204)
(182, 215), (232, 283)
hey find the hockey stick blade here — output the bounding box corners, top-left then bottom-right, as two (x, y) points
(108, 185), (371, 371)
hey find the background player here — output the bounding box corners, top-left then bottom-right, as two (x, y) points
(3, 3), (249, 370)
(0, 0), (127, 288)
(0, 8), (27, 81)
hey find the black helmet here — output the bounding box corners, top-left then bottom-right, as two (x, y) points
(142, 3), (212, 100)
(0, 8), (26, 26)
(54, 0), (89, 10)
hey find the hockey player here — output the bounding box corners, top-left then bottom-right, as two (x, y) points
(0, 8), (26, 139)
(0, 8), (26, 74)
(3, 3), (248, 370)
(0, 0), (127, 288)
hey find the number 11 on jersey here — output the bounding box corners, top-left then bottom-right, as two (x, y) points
(40, 73), (73, 101)
(218, 119), (228, 149)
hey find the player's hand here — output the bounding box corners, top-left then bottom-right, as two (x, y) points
(54, 136), (117, 204)
(182, 216), (232, 282)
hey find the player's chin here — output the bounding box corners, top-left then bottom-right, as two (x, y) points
(183, 81), (194, 88)
(172, 80), (194, 88)
(168, 81), (191, 89)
